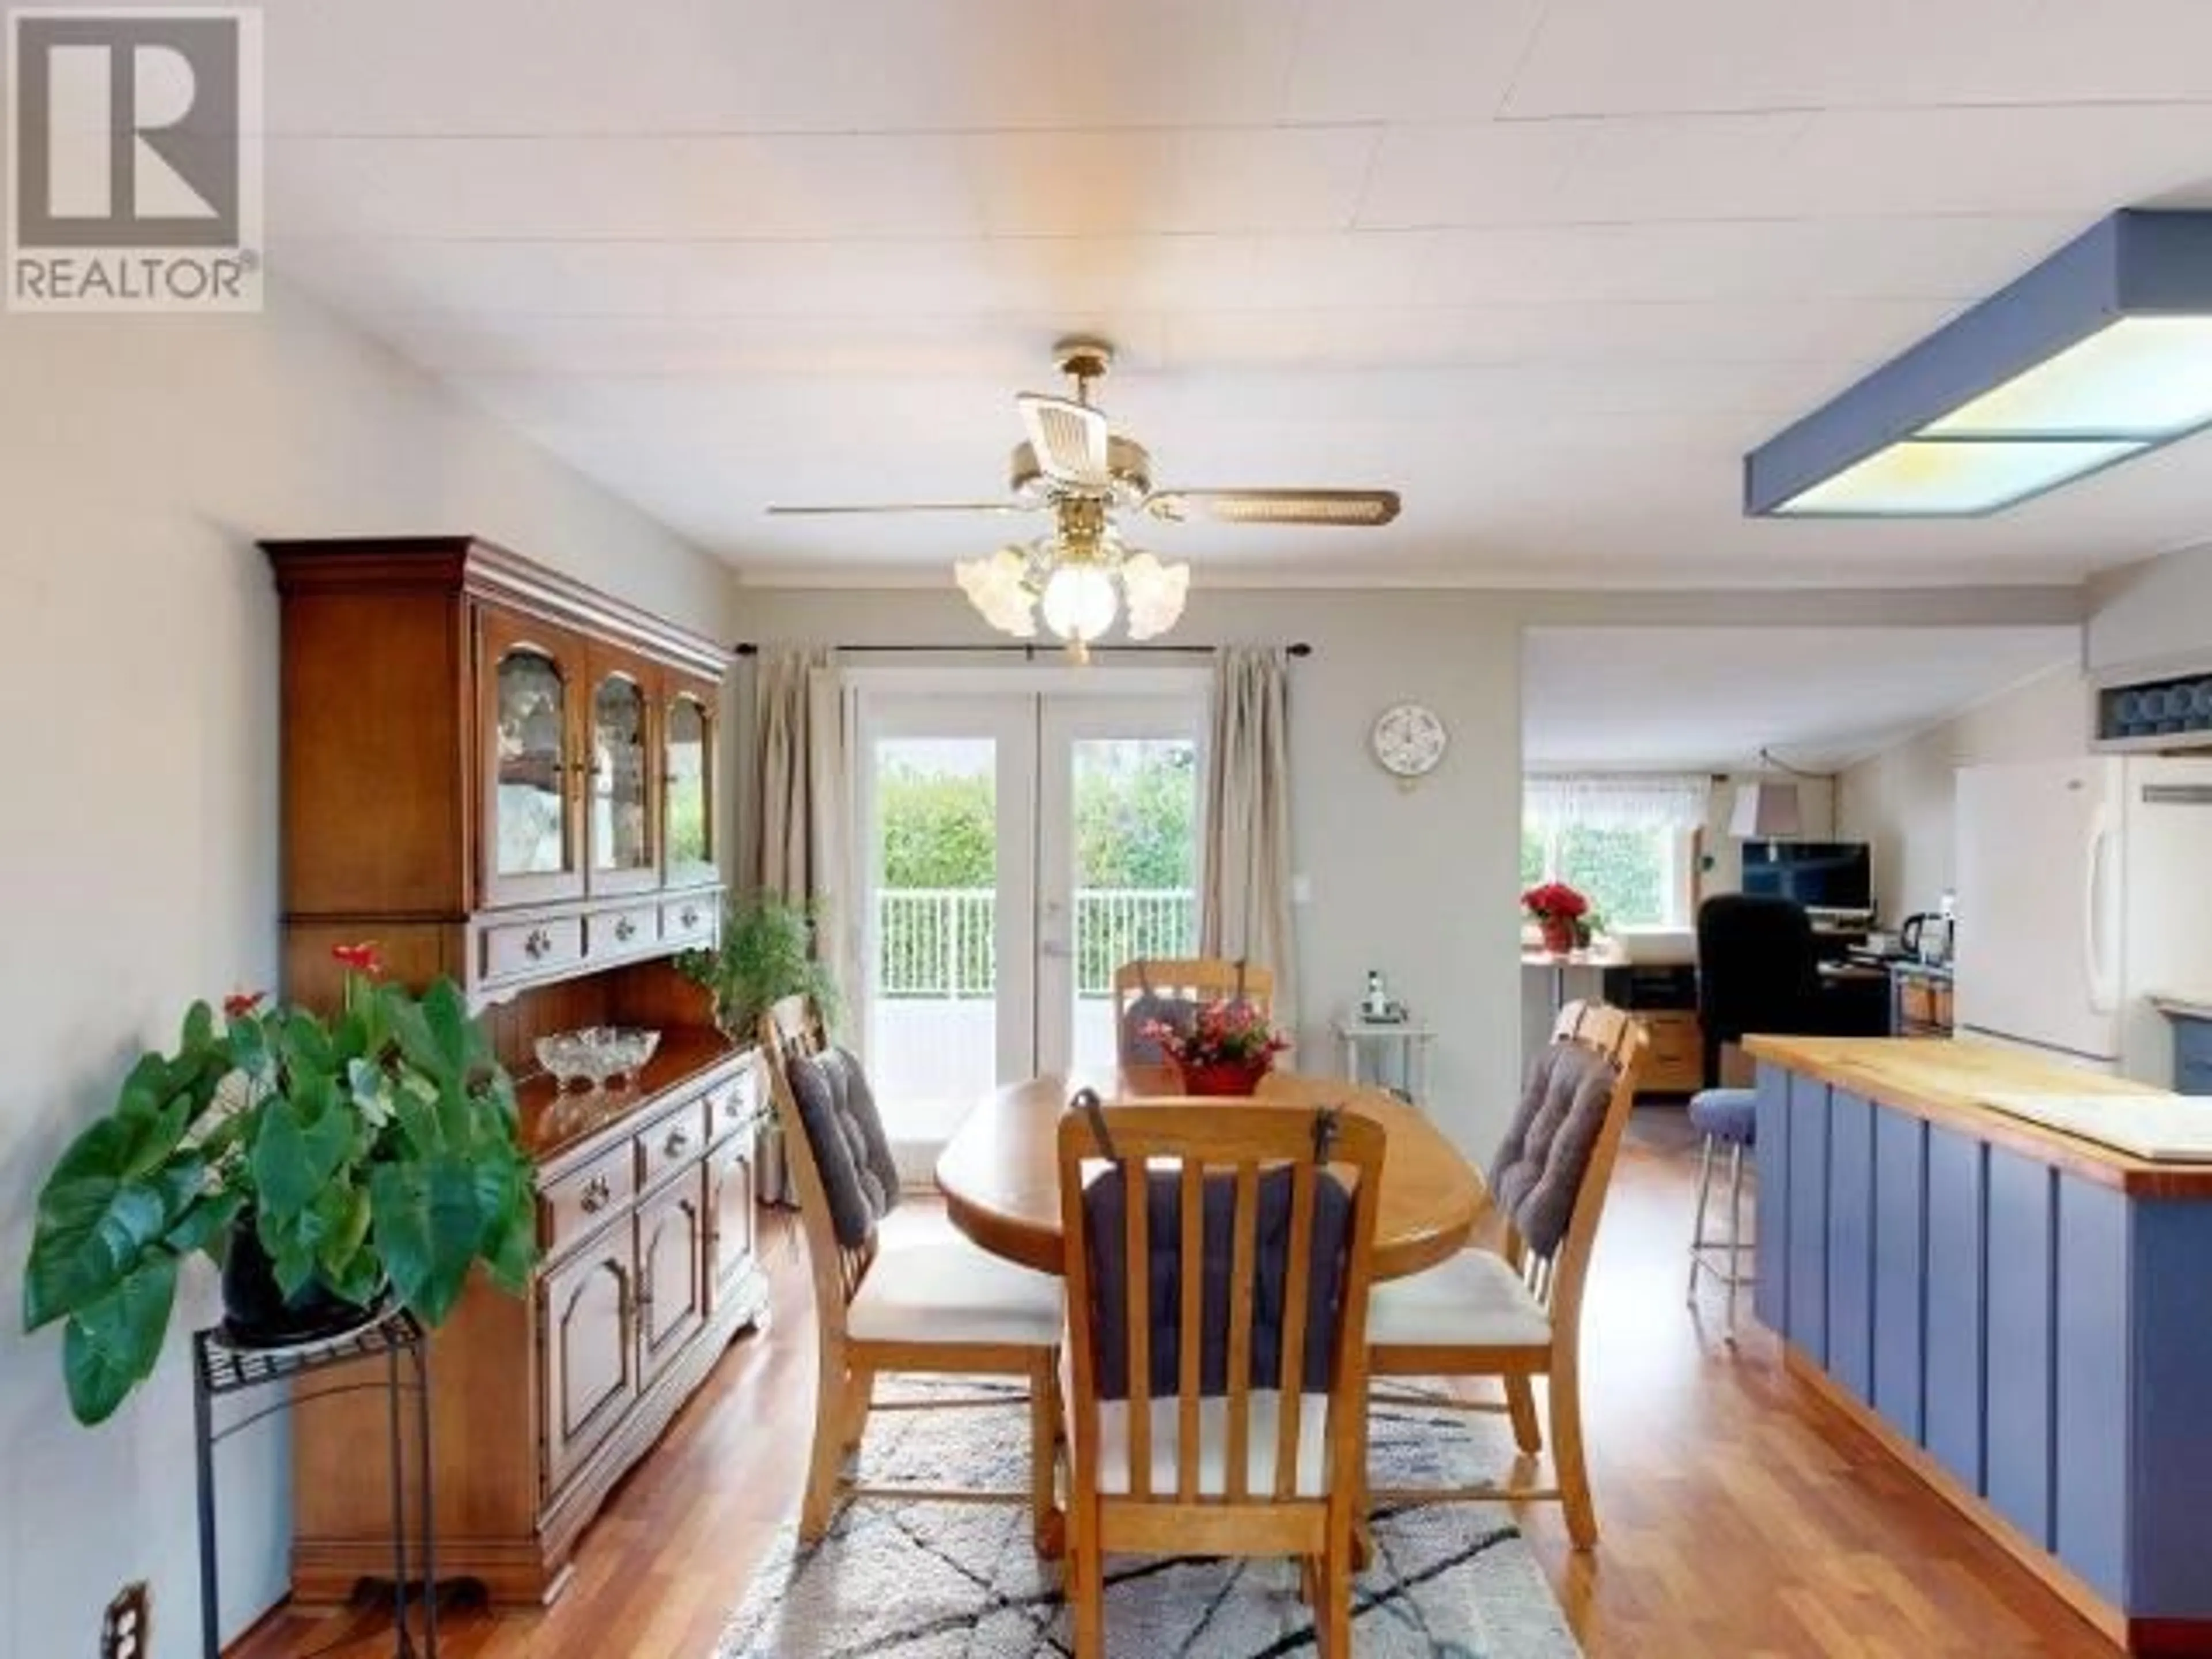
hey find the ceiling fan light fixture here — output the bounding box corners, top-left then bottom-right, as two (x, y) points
(1121, 552), (1190, 641)
(1039, 562), (1119, 645)
(955, 547), (1037, 638)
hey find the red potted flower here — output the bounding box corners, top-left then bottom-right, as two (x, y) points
(1522, 881), (1590, 956)
(1146, 998), (1291, 1097)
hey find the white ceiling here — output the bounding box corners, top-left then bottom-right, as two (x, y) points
(1522, 625), (2081, 771)
(251, 0), (2212, 588)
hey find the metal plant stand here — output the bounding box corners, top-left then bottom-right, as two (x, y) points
(192, 1308), (436, 1658)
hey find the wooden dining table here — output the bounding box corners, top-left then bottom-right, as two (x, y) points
(935, 1064), (1488, 1280)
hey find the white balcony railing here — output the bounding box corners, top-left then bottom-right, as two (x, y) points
(875, 886), (1196, 998)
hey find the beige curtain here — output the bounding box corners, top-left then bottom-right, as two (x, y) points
(1200, 646), (1298, 1027)
(749, 646), (854, 1201)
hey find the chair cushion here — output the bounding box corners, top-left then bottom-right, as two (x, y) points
(1088, 1387), (1335, 1498)
(847, 1237), (1063, 1349)
(1688, 1087), (1759, 1144)
(1366, 1247), (1552, 1351)
(786, 1046), (902, 1250)
(1080, 1162), (1352, 1399)
(1488, 1041), (1620, 1259)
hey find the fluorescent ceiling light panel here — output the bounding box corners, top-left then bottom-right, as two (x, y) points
(1768, 438), (2146, 517)
(1745, 211), (2212, 517)
(1923, 317), (2212, 440)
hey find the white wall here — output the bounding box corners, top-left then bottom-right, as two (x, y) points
(2087, 543), (2212, 677)
(0, 288), (728, 1657)
(1837, 666), (2089, 923)
(732, 586), (1527, 1161)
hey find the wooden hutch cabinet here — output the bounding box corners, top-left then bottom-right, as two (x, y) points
(264, 536), (766, 1606)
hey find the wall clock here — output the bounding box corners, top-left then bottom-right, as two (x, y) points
(1370, 702), (1447, 784)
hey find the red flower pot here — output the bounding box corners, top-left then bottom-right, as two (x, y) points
(1176, 1057), (1272, 1097)
(1538, 916), (1577, 955)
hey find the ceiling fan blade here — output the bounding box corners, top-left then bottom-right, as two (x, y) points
(1145, 488), (1400, 528)
(1016, 393), (1110, 488)
(765, 501), (1026, 517)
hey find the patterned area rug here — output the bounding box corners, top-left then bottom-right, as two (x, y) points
(715, 1386), (1584, 1658)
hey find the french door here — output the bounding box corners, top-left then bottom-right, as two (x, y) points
(855, 676), (1205, 1179)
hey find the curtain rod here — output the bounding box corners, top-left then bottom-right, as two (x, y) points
(730, 641), (1312, 659)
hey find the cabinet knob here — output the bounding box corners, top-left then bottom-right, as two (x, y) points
(581, 1175), (612, 1214)
(680, 906), (700, 929)
(664, 1126), (693, 1158)
(613, 916), (638, 942)
(523, 927), (554, 960)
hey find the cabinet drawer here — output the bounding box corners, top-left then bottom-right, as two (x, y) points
(1639, 1012), (1699, 1057)
(540, 1144), (636, 1262)
(637, 1099), (710, 1192)
(661, 893), (717, 949)
(585, 903), (659, 960)
(480, 914), (584, 983)
(704, 1064), (761, 1147)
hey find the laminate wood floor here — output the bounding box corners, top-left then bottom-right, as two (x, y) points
(234, 1109), (2121, 1658)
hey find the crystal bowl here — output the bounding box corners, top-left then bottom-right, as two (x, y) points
(535, 1027), (660, 1091)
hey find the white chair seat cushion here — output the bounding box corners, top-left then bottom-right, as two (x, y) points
(847, 1236), (1063, 1348)
(1367, 1247), (1552, 1351)
(1090, 1389), (1335, 1498)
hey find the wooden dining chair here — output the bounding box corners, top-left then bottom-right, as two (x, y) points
(1364, 1000), (1646, 1548)
(758, 995), (1065, 1551)
(1057, 1097), (1387, 1658)
(1112, 956), (1277, 1066)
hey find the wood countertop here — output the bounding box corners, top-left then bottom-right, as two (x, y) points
(1743, 1035), (2212, 1197)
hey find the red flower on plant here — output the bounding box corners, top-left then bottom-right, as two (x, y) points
(1144, 998), (1290, 1067)
(331, 941), (385, 978)
(1520, 882), (1589, 921)
(222, 990), (266, 1020)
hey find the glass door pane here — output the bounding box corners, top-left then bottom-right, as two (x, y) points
(1039, 698), (1204, 1078)
(858, 695), (1035, 1180)
(589, 669), (653, 887)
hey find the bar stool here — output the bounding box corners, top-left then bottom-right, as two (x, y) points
(1685, 1087), (1757, 1337)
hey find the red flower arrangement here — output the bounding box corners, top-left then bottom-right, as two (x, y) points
(1522, 881), (1590, 955)
(1145, 997), (1290, 1097)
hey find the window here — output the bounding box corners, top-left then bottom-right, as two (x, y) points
(1522, 774), (1709, 931)
(1523, 820), (1694, 930)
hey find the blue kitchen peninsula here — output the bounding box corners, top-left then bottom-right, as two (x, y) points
(1745, 1035), (2212, 1656)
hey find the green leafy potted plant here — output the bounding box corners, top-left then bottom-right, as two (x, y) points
(22, 944), (538, 1425)
(678, 891), (840, 1044)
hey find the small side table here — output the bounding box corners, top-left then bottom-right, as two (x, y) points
(193, 1308), (436, 1658)
(1336, 1018), (1437, 1104)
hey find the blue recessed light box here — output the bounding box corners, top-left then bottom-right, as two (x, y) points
(1745, 210), (2212, 517)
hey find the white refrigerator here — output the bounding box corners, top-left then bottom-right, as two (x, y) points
(1955, 755), (2212, 1083)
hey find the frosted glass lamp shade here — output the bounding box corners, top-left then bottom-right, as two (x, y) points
(954, 548), (1037, 638)
(1040, 563), (1119, 643)
(1729, 781), (1802, 839)
(1120, 552), (1189, 641)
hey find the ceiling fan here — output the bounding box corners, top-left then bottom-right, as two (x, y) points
(766, 338), (1401, 654)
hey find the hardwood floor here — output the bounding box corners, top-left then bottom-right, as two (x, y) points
(236, 1109), (2122, 1658)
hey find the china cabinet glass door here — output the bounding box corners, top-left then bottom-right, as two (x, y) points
(586, 645), (660, 896)
(662, 676), (718, 889)
(482, 609), (586, 908)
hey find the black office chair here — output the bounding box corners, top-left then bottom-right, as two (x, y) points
(1685, 893), (1823, 1335)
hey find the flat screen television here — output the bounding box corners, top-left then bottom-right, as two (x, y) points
(1740, 840), (1873, 916)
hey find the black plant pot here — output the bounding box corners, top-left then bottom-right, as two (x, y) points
(220, 1212), (389, 1349)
